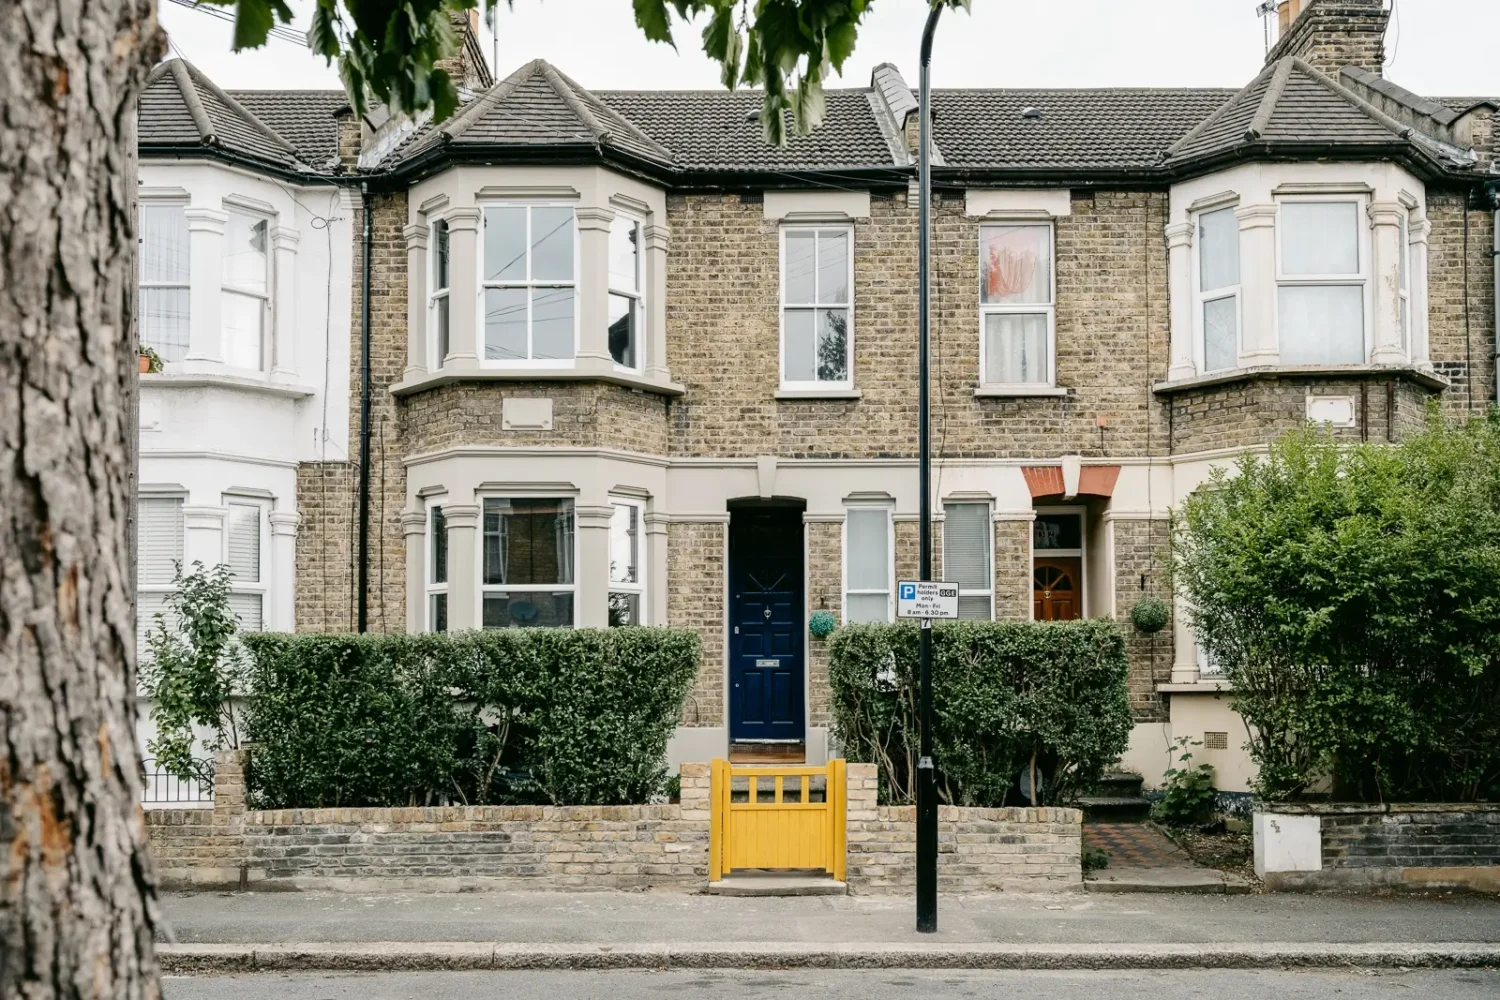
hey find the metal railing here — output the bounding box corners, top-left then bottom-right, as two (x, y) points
(139, 758), (215, 807)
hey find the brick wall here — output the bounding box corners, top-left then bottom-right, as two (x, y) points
(667, 521), (725, 728)
(1112, 518), (1172, 722)
(844, 763), (1082, 892)
(1267, 0), (1389, 76)
(1427, 192), (1497, 419)
(143, 750), (246, 889)
(994, 520), (1031, 621)
(806, 520), (841, 728)
(401, 382), (671, 455)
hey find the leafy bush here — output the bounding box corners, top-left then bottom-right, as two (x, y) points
(828, 620), (1132, 807)
(1175, 413), (1500, 802)
(1129, 596), (1169, 634)
(1151, 737), (1218, 828)
(240, 627), (700, 808)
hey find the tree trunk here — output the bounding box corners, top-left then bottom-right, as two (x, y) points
(1, 2), (165, 997)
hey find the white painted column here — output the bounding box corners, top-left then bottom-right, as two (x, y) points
(575, 504), (614, 627)
(182, 505), (227, 572)
(443, 503), (479, 630)
(270, 226), (300, 379)
(444, 208), (481, 368)
(1368, 201), (1406, 365)
(1170, 598), (1200, 684)
(268, 511), (300, 631)
(575, 207), (615, 371)
(182, 208), (228, 367)
(403, 223), (429, 380)
(645, 511), (670, 626)
(1165, 221), (1197, 381)
(401, 509), (427, 632)
(644, 224), (672, 384)
(1409, 215), (1432, 366)
(1236, 205), (1280, 365)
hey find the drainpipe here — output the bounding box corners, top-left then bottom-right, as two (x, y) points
(1492, 187), (1499, 406)
(357, 183), (372, 632)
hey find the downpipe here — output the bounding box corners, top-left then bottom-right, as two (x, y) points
(357, 183), (372, 632)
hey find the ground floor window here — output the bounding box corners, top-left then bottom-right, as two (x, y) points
(608, 499), (644, 625)
(943, 501), (994, 619)
(843, 505), (893, 623)
(223, 498), (267, 632)
(137, 495), (185, 651)
(427, 503), (448, 631)
(1032, 509), (1083, 621)
(480, 497), (575, 628)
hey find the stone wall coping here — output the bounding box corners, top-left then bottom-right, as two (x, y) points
(242, 804), (683, 825)
(874, 805), (1083, 824)
(1259, 802), (1500, 816)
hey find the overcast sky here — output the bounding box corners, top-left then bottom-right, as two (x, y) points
(158, 0), (1496, 97)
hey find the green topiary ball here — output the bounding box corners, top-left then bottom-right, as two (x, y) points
(1130, 596), (1170, 634)
(809, 609), (837, 638)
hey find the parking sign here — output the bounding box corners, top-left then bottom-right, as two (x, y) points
(896, 581), (959, 620)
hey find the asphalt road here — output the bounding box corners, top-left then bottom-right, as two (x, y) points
(162, 968), (1500, 1000)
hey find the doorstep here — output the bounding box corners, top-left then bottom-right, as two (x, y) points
(728, 742), (806, 764)
(708, 871), (848, 897)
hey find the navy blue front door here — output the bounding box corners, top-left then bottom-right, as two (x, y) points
(728, 507), (805, 743)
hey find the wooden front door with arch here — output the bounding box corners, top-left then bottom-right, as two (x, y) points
(1034, 558), (1082, 620)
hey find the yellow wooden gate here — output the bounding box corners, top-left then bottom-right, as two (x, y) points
(709, 759), (846, 881)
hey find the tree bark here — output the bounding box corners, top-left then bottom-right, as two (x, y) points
(1, 2), (165, 997)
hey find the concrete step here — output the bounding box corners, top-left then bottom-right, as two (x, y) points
(1086, 866), (1251, 894)
(1096, 772), (1146, 796)
(708, 872), (847, 897)
(1076, 796), (1153, 823)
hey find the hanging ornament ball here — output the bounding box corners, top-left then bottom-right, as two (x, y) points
(1130, 596), (1170, 634)
(809, 610), (838, 638)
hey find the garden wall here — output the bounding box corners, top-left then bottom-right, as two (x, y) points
(1256, 803), (1500, 893)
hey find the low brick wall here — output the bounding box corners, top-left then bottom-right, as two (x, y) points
(844, 763), (1083, 892)
(143, 751), (246, 889)
(1256, 803), (1500, 893)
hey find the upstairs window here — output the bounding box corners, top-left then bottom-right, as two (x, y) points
(430, 219), (450, 370)
(137, 497), (184, 652)
(781, 226), (852, 389)
(943, 502), (993, 619)
(222, 210), (269, 371)
(482, 205), (576, 363)
(843, 505), (892, 623)
(1277, 200), (1366, 365)
(427, 503), (448, 632)
(980, 224), (1054, 388)
(609, 215), (642, 371)
(139, 204), (190, 363)
(223, 500), (265, 632)
(480, 497), (575, 628)
(1197, 207), (1240, 373)
(608, 499), (645, 625)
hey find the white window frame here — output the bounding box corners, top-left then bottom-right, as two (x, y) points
(222, 496), (269, 633)
(1031, 506), (1087, 619)
(475, 496), (579, 628)
(1274, 196), (1371, 365)
(841, 503), (894, 624)
(977, 222), (1057, 390)
(478, 202), (579, 368)
(138, 201), (191, 364)
(608, 213), (645, 374)
(137, 494), (186, 654)
(1196, 639), (1226, 679)
(779, 224), (855, 391)
(607, 497), (647, 626)
(425, 499), (448, 632)
(1193, 207), (1241, 374)
(943, 501), (995, 620)
(429, 217), (450, 371)
(221, 207), (272, 372)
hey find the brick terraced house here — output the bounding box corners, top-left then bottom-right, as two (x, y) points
(135, 0), (1497, 790)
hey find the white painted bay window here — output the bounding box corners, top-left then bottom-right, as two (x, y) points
(480, 497), (575, 627)
(980, 223), (1054, 388)
(1399, 209), (1411, 355)
(1196, 206), (1240, 372)
(608, 499), (645, 626)
(430, 219), (450, 369)
(780, 226), (852, 389)
(137, 496), (184, 652)
(139, 204), (191, 363)
(223, 500), (266, 632)
(1277, 200), (1366, 365)
(222, 209), (270, 370)
(482, 205), (577, 363)
(943, 502), (994, 619)
(843, 506), (892, 623)
(608, 215), (643, 371)
(426, 503), (448, 632)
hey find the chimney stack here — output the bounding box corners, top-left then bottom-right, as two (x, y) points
(1268, 0), (1391, 77)
(436, 8), (494, 92)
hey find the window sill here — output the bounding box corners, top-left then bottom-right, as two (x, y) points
(774, 388), (863, 401)
(141, 371), (315, 399)
(974, 386), (1069, 398)
(1152, 363), (1449, 396)
(390, 365), (686, 398)
(1157, 680), (1231, 694)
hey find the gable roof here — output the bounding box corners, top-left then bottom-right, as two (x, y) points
(229, 90), (348, 166)
(139, 59), (305, 170)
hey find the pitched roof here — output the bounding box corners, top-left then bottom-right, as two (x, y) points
(229, 90), (347, 166)
(139, 59), (304, 169)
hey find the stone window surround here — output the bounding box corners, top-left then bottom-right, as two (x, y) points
(841, 497), (895, 624)
(396, 171), (679, 398)
(1165, 171), (1432, 388)
(138, 186), (304, 393)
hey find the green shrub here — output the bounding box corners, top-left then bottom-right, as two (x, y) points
(240, 628), (699, 808)
(1175, 412), (1500, 802)
(1151, 737), (1218, 827)
(827, 619), (1132, 807)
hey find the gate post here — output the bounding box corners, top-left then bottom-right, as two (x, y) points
(830, 758), (847, 882)
(709, 758), (726, 881)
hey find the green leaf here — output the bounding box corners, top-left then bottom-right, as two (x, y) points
(632, 0), (677, 46)
(308, 1), (342, 61)
(230, 0), (275, 49)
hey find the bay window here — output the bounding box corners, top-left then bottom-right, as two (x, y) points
(609, 215), (642, 370)
(430, 218), (450, 369)
(482, 205), (577, 363)
(1196, 207), (1240, 372)
(980, 223), (1054, 387)
(139, 204), (190, 363)
(608, 499), (645, 626)
(136, 496), (184, 653)
(1277, 200), (1366, 365)
(781, 226), (852, 389)
(1399, 209), (1411, 354)
(222, 209), (269, 370)
(943, 502), (994, 619)
(427, 503), (448, 632)
(843, 506), (892, 623)
(480, 497), (575, 627)
(223, 499), (266, 632)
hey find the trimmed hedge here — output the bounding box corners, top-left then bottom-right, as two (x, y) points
(240, 628), (699, 808)
(828, 620), (1132, 807)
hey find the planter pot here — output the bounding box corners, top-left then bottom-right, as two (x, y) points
(138, 354), (152, 373)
